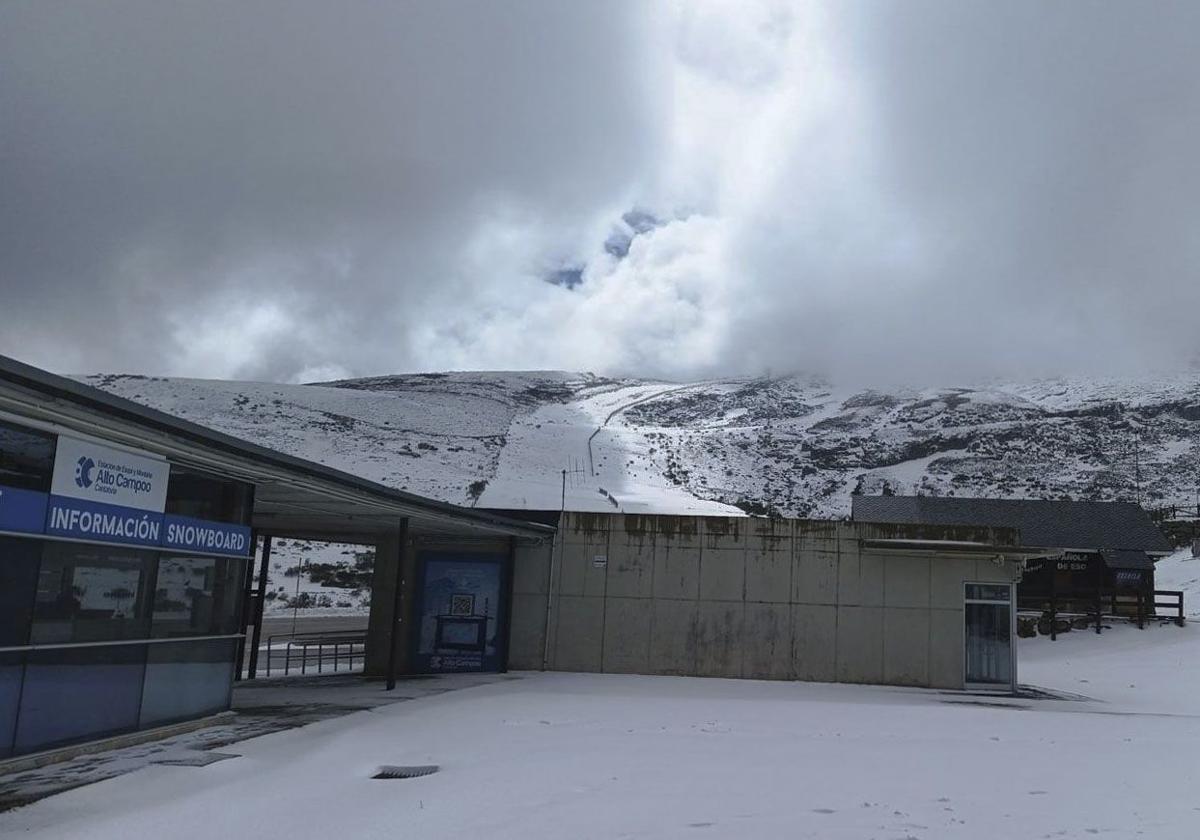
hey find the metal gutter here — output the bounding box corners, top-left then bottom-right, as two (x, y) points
(861, 538), (1055, 557)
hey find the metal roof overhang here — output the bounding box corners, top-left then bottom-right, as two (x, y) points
(860, 538), (1054, 558)
(0, 355), (554, 544)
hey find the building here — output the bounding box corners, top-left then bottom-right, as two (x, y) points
(851, 495), (1173, 619)
(2, 354), (1061, 764)
(0, 355), (550, 760)
(369, 512), (1041, 694)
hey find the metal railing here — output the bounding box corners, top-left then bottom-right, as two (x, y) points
(264, 629), (367, 677)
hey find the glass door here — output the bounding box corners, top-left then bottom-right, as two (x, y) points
(964, 582), (1015, 691)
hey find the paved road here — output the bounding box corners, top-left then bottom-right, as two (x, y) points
(259, 615), (368, 639)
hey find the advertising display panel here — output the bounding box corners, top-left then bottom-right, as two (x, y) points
(411, 551), (509, 673)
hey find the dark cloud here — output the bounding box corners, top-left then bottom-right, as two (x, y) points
(0, 0), (655, 378)
(2, 1), (1198, 383)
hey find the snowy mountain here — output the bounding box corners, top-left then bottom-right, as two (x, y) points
(83, 370), (1200, 519)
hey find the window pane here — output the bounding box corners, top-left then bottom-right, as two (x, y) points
(0, 652), (23, 759)
(0, 536), (41, 646)
(165, 468), (253, 525)
(139, 639), (236, 727)
(152, 556), (246, 637)
(31, 543), (154, 644)
(0, 420), (55, 492)
(15, 645), (146, 753)
(965, 583), (1010, 602)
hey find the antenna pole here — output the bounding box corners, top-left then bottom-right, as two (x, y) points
(1133, 432), (1142, 506)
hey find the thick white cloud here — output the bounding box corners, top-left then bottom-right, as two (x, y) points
(2, 1), (1198, 383)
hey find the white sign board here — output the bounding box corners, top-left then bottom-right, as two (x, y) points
(592, 555), (608, 569)
(50, 435), (170, 513)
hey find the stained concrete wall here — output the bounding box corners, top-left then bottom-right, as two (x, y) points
(508, 513), (1022, 690)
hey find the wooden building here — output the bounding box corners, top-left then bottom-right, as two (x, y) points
(852, 495), (1174, 626)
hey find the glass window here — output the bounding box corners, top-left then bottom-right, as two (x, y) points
(31, 543), (155, 644)
(0, 420), (55, 492)
(165, 467), (252, 526)
(15, 645), (146, 753)
(0, 652), (23, 758)
(151, 555), (246, 638)
(965, 583), (1011, 602)
(139, 639), (236, 727)
(0, 536), (41, 646)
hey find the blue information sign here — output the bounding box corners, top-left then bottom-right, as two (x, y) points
(162, 514), (252, 557)
(3, 432), (253, 558)
(45, 494), (163, 548)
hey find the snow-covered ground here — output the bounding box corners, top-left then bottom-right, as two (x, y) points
(1154, 547), (1200, 619)
(4, 622), (1199, 839)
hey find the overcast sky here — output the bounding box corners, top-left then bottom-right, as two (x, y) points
(2, 1), (1198, 385)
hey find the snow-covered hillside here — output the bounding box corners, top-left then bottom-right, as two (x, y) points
(84, 370), (1200, 519)
(1153, 547), (1200, 618)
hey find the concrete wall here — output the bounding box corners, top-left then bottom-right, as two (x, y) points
(508, 513), (1022, 690)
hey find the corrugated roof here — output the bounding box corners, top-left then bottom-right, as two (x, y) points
(851, 495), (1171, 553)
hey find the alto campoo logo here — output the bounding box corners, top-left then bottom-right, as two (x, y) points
(74, 456), (95, 489)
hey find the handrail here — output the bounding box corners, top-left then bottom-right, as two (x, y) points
(0, 633), (245, 654)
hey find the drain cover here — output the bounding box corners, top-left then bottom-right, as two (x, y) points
(372, 765), (439, 780)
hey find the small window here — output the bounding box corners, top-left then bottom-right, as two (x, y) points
(165, 468), (253, 525)
(965, 583), (1011, 602)
(0, 420), (55, 492)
